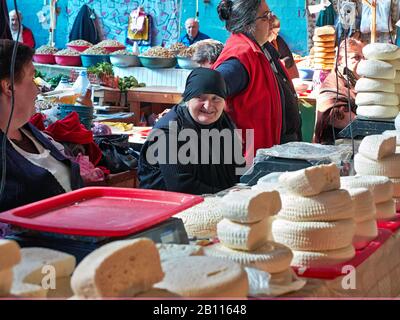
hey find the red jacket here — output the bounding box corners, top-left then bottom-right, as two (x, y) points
(213, 33), (282, 157)
(22, 26), (35, 48)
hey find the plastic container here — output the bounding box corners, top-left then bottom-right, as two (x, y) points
(75, 88), (93, 107)
(54, 76), (72, 91)
(55, 55), (82, 66)
(33, 53), (56, 65)
(72, 70), (90, 96)
(110, 55), (140, 67)
(138, 56), (177, 69)
(59, 104), (94, 129)
(80, 54), (111, 67)
(177, 56), (199, 69)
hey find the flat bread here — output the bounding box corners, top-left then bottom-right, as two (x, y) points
(313, 35), (336, 42)
(314, 25), (336, 36)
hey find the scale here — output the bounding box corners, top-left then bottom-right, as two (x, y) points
(337, 117), (395, 139)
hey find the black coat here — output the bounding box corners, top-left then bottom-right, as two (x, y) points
(138, 104), (242, 195)
(0, 0), (11, 40)
(69, 5), (100, 44)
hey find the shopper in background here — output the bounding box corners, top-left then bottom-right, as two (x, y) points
(192, 39), (224, 68)
(0, 40), (82, 211)
(179, 18), (210, 46)
(214, 0), (302, 157)
(8, 10), (35, 48)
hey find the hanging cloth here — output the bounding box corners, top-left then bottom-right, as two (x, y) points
(69, 4), (101, 44)
(316, 1), (337, 27)
(126, 7), (152, 46)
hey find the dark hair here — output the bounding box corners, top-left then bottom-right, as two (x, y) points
(0, 39), (34, 93)
(217, 0), (261, 35)
(192, 40), (224, 65)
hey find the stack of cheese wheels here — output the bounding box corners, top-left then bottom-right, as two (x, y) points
(383, 130), (400, 209)
(272, 163), (356, 268)
(0, 240), (21, 297)
(351, 134), (397, 220)
(313, 26), (336, 70)
(203, 189), (295, 286)
(355, 43), (400, 119)
(173, 196), (224, 239)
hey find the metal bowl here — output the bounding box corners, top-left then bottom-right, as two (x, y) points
(138, 56), (177, 69)
(110, 55), (141, 67)
(177, 56), (199, 69)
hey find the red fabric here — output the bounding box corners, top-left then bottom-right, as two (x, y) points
(22, 26), (35, 48)
(291, 229), (393, 280)
(29, 113), (46, 131)
(213, 33), (282, 157)
(44, 112), (102, 165)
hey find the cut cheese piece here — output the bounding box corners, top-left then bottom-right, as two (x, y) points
(358, 134), (396, 160)
(71, 238), (164, 298)
(203, 242), (293, 274)
(376, 199), (396, 220)
(357, 60), (396, 79)
(278, 163), (340, 197)
(355, 92), (399, 106)
(390, 178), (400, 197)
(156, 244), (203, 262)
(278, 189), (354, 222)
(272, 218), (355, 251)
(0, 269), (13, 297)
(357, 105), (399, 119)
(154, 256), (248, 297)
(382, 130), (400, 145)
(46, 276), (73, 299)
(291, 245), (355, 268)
(221, 189), (281, 223)
(355, 78), (396, 93)
(353, 219), (378, 250)
(0, 239), (21, 270)
(341, 175), (393, 204)
(314, 26), (336, 36)
(363, 43), (400, 61)
(217, 218), (268, 251)
(174, 197), (223, 238)
(11, 247), (76, 298)
(354, 153), (400, 178)
(269, 268), (295, 286)
(347, 188), (376, 222)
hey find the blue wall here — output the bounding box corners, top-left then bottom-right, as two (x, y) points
(7, 0), (309, 55)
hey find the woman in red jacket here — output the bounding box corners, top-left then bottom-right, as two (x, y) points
(213, 0), (302, 158)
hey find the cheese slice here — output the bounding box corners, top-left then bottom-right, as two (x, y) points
(291, 245), (355, 268)
(154, 256), (248, 297)
(376, 199), (396, 220)
(0, 239), (21, 270)
(357, 60), (396, 79)
(363, 43), (400, 61)
(11, 247), (76, 298)
(203, 242), (293, 274)
(174, 197), (223, 238)
(217, 218), (269, 251)
(355, 92), (399, 106)
(272, 218), (355, 251)
(156, 244), (204, 262)
(354, 153), (400, 178)
(353, 219), (378, 250)
(358, 134), (396, 160)
(71, 238), (164, 298)
(278, 163), (340, 197)
(357, 105), (399, 119)
(355, 78), (396, 93)
(278, 189), (354, 222)
(221, 189), (281, 223)
(346, 188), (376, 222)
(0, 269), (13, 297)
(341, 175), (393, 204)
(382, 130), (400, 145)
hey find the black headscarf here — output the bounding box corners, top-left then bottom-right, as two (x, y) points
(182, 67), (227, 102)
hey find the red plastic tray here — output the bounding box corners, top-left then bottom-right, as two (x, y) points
(291, 228), (393, 280)
(0, 187), (203, 237)
(377, 213), (400, 233)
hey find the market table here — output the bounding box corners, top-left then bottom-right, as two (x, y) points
(285, 228), (400, 297)
(127, 86), (183, 124)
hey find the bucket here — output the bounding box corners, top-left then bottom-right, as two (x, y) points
(58, 104), (94, 130)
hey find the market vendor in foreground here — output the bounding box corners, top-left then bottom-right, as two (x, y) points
(138, 68), (244, 195)
(0, 40), (82, 211)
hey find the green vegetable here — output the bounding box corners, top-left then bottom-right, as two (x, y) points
(118, 76), (145, 92)
(88, 62), (114, 78)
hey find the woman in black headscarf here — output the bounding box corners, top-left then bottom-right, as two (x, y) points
(138, 68), (244, 195)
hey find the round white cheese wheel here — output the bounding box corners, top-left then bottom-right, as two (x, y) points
(278, 189), (354, 222)
(355, 78), (396, 93)
(357, 105), (399, 119)
(390, 178), (400, 197)
(357, 60), (396, 80)
(363, 43), (400, 61)
(346, 188), (376, 222)
(376, 199), (396, 220)
(384, 59), (400, 70)
(355, 92), (399, 106)
(291, 245), (355, 268)
(382, 130), (400, 145)
(354, 153), (400, 178)
(272, 218), (355, 251)
(353, 219), (378, 250)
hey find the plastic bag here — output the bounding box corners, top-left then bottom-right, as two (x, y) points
(360, 0), (392, 33)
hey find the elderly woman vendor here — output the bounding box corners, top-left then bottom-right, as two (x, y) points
(0, 40), (82, 211)
(138, 68), (243, 195)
